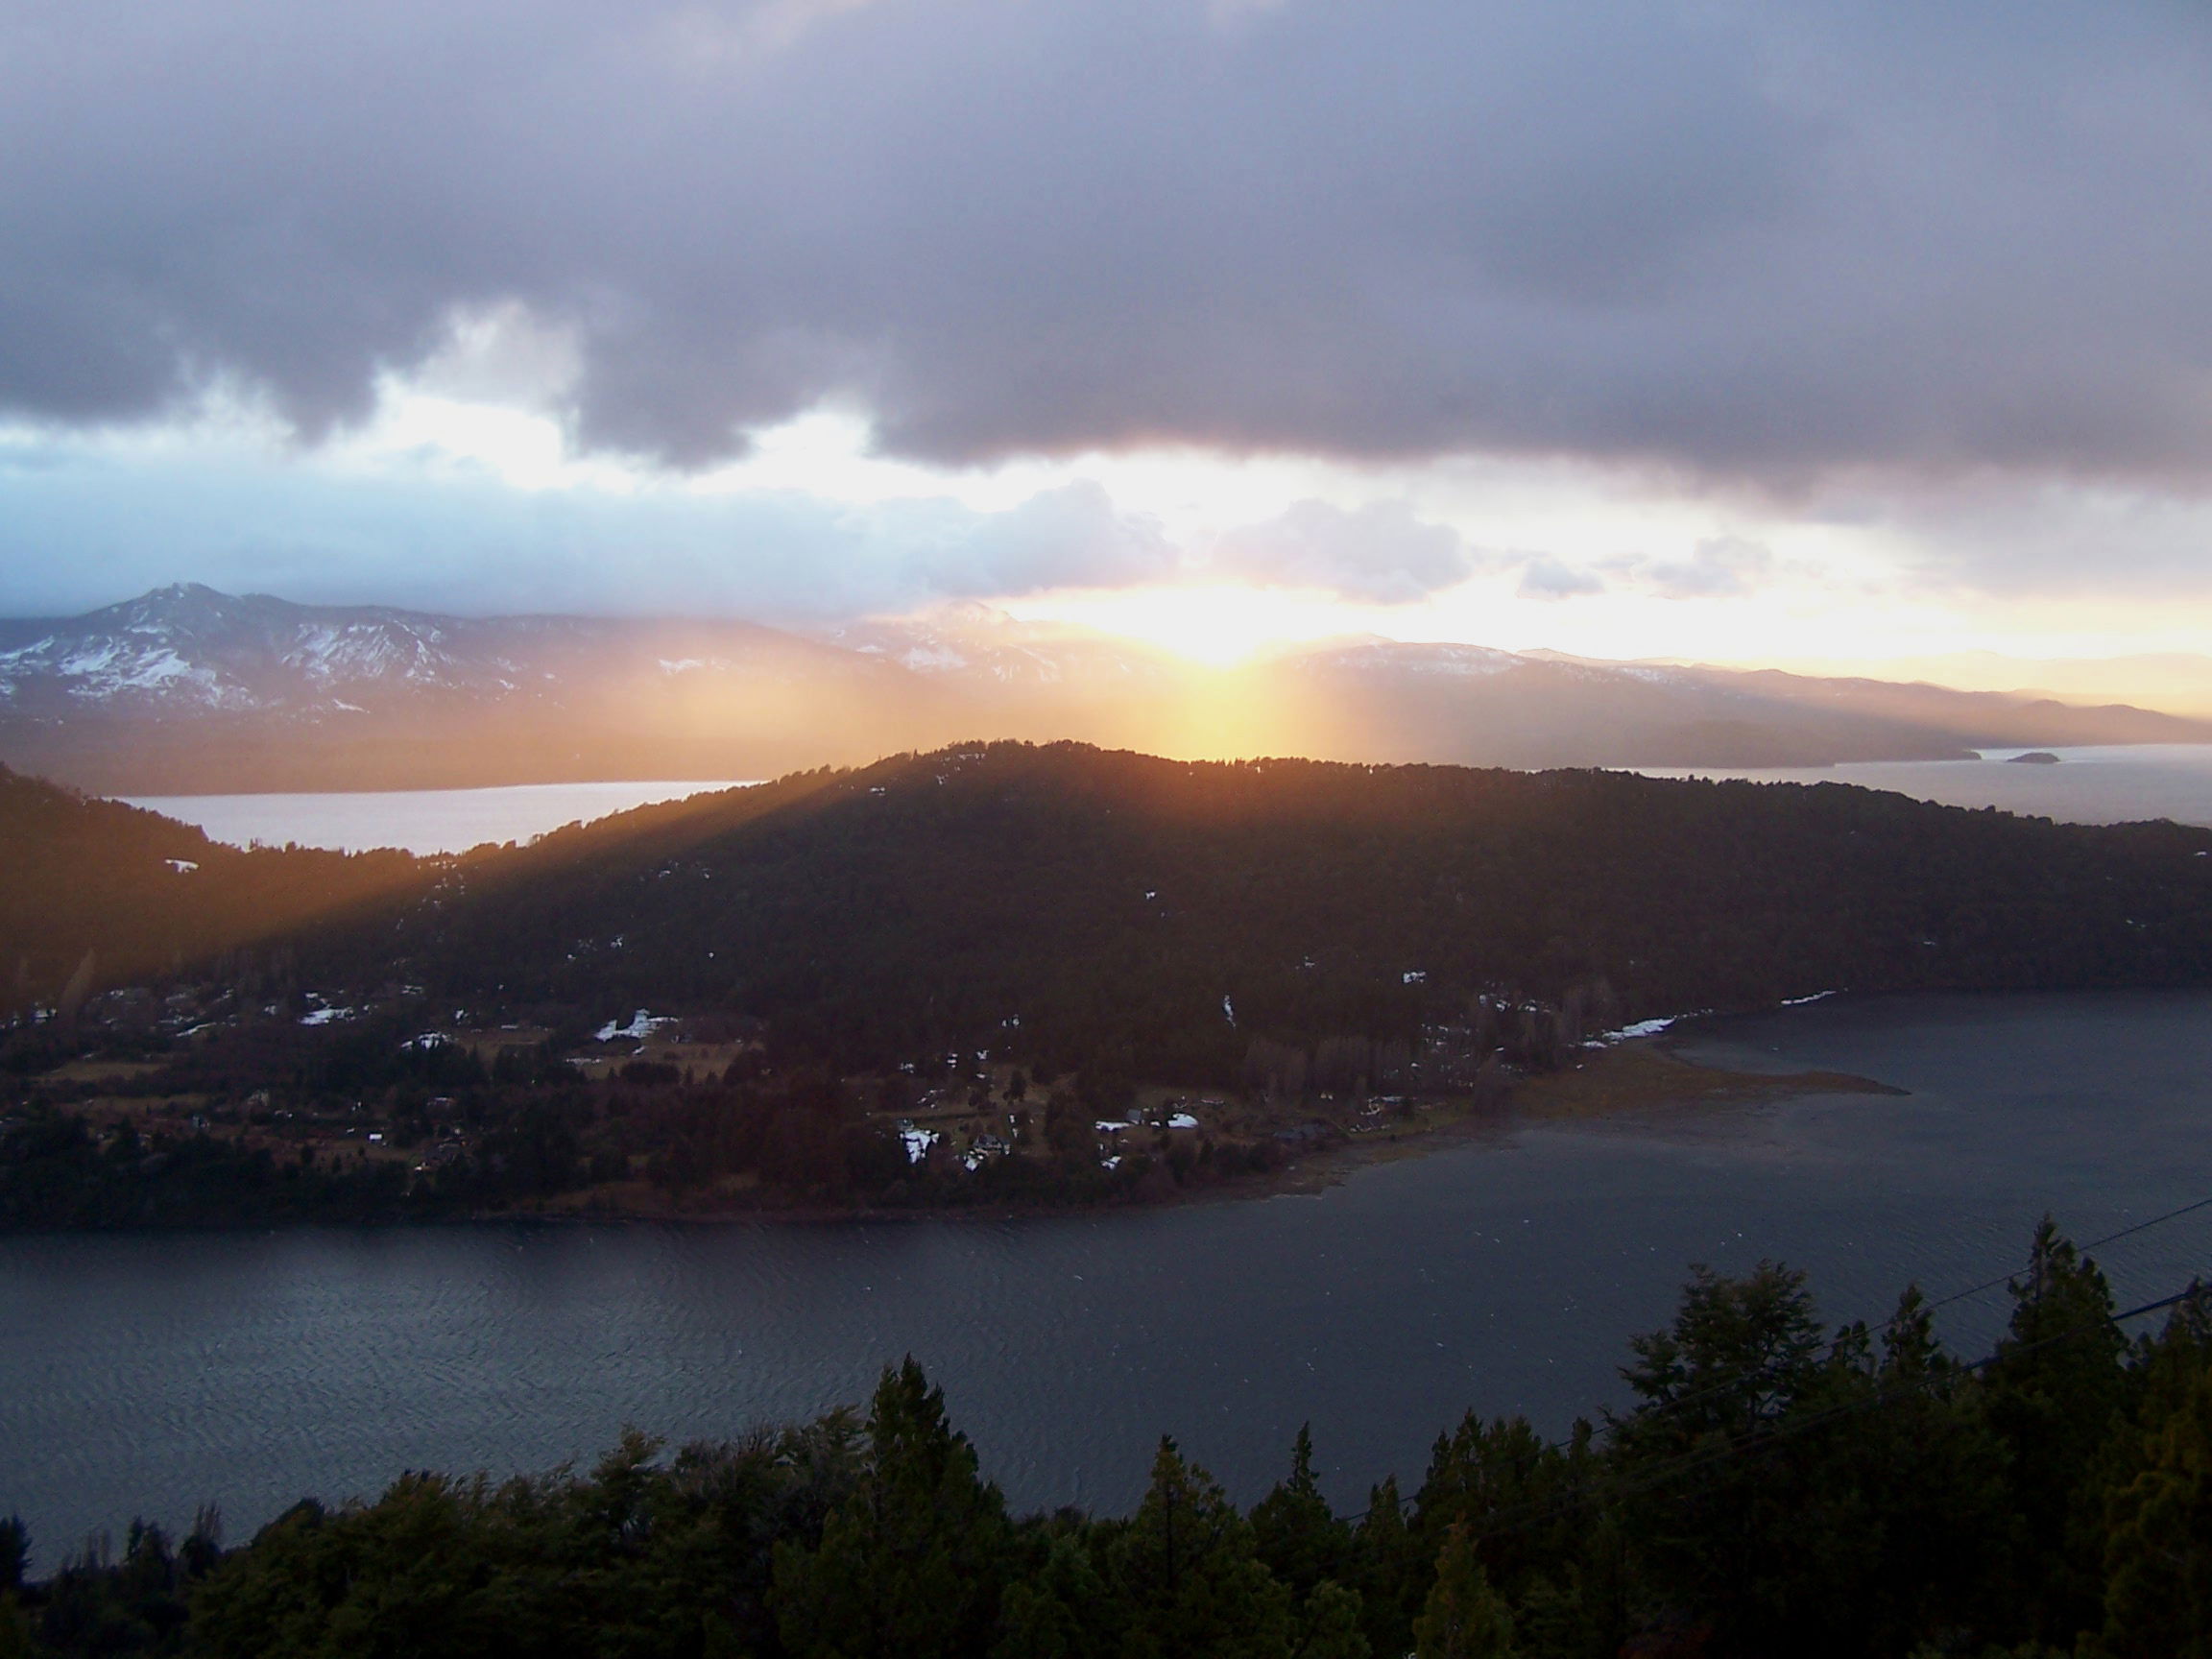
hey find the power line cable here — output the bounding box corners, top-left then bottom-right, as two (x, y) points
(1339, 1196), (2212, 1524)
(1577, 1190), (2212, 1446)
(1410, 1276), (2210, 1545)
(1923, 1192), (2212, 1314)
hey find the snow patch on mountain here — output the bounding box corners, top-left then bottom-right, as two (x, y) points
(1301, 641), (1526, 678)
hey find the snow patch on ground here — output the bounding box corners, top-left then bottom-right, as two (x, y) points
(901, 646), (969, 672)
(595, 1009), (677, 1042)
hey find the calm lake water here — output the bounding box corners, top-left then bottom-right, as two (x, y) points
(1635, 742), (2212, 827)
(119, 744), (2212, 859)
(7, 989), (2212, 1568)
(122, 781), (757, 856)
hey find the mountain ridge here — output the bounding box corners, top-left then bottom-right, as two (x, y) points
(4, 586), (2208, 791)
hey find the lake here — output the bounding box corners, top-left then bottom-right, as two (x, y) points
(1634, 742), (2212, 827)
(7, 989), (2212, 1569)
(121, 780), (757, 856)
(118, 744), (2212, 859)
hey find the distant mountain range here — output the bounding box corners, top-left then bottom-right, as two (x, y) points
(1714, 648), (2212, 718)
(2, 585), (2205, 792)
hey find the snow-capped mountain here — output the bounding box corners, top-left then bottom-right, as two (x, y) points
(0, 586), (939, 790)
(0, 585), (890, 723)
(0, 585), (517, 714)
(1286, 639), (1536, 681)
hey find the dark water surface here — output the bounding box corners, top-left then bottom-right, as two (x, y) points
(7, 990), (2212, 1567)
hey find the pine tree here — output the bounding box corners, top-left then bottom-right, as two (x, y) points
(995, 1532), (1114, 1659)
(773, 1358), (1011, 1659)
(1609, 1262), (1863, 1656)
(1105, 1437), (1294, 1659)
(1349, 1475), (1423, 1659)
(1252, 1425), (1352, 1597)
(1414, 1525), (1516, 1659)
(1985, 1219), (2128, 1646)
(1411, 1411), (1574, 1607)
(1294, 1579), (1370, 1659)
(2093, 1357), (2212, 1657)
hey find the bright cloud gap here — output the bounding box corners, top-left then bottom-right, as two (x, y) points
(10, 376), (2212, 681)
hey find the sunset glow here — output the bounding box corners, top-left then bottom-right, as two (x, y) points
(1001, 584), (1379, 667)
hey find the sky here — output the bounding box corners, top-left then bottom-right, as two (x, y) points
(5, 0), (2212, 678)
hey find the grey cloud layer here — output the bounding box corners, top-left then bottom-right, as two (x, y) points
(1643, 537), (1774, 601)
(0, 447), (1177, 619)
(6, 0), (2212, 486)
(1211, 501), (1475, 602)
(0, 435), (1489, 615)
(1514, 538), (1777, 604)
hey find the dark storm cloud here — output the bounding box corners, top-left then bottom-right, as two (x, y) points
(6, 0), (2212, 485)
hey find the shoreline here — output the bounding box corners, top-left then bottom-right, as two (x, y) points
(460, 1040), (1907, 1227)
(0, 1038), (1908, 1237)
(1228, 1038), (1905, 1204)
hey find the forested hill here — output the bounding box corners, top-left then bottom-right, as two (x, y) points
(12, 743), (2212, 1084)
(301, 741), (2212, 1081)
(0, 767), (421, 1012)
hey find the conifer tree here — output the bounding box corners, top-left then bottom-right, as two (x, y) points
(1411, 1411), (1571, 1605)
(1294, 1578), (1370, 1659)
(2093, 1358), (2212, 1657)
(1349, 1475), (1423, 1659)
(1414, 1525), (1516, 1659)
(1985, 1219), (2128, 1645)
(995, 1533), (1115, 1659)
(773, 1358), (1010, 1659)
(1106, 1437), (1293, 1659)
(1252, 1425), (1352, 1597)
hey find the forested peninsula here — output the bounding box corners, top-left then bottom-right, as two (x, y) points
(5, 1230), (2208, 1658)
(6, 741), (2212, 1227)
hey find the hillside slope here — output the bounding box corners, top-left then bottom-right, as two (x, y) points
(0, 767), (426, 1012)
(12, 742), (2212, 1087)
(317, 743), (2212, 1080)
